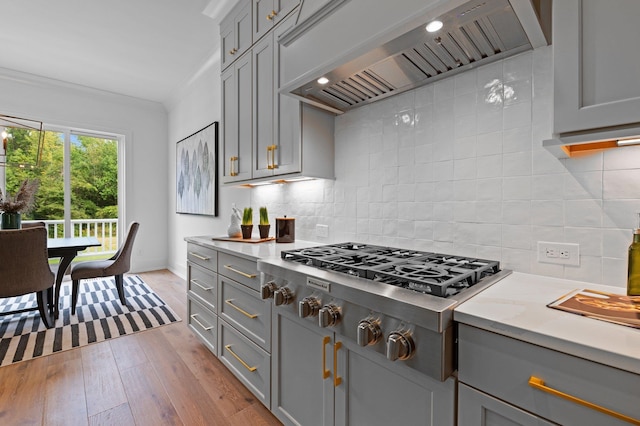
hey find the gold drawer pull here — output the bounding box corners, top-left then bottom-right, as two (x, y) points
(224, 264), (257, 279)
(528, 376), (640, 425)
(322, 336), (330, 379)
(191, 279), (213, 291)
(189, 252), (210, 261)
(333, 341), (342, 387)
(190, 314), (213, 331)
(225, 344), (257, 372)
(225, 299), (257, 319)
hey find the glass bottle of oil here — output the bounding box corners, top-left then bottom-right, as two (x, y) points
(628, 213), (640, 296)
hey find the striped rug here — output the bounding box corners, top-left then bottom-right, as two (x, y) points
(0, 275), (180, 367)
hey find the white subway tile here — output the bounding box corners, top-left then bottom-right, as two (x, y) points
(476, 201), (502, 223)
(530, 200), (564, 226)
(454, 179), (478, 201)
(532, 174), (564, 200)
(454, 157), (477, 180)
(502, 127), (531, 154)
(602, 200), (640, 229)
(563, 171), (602, 200)
(603, 169), (640, 199)
(502, 224), (532, 249)
(564, 227), (602, 256)
(476, 178), (502, 201)
(455, 71), (477, 95)
(603, 145), (640, 170)
(477, 132), (503, 156)
(502, 201), (531, 224)
(602, 257), (627, 288)
(476, 223), (502, 246)
(503, 102), (532, 130)
(503, 176), (531, 200)
(565, 200), (602, 228)
(477, 155), (503, 178)
(502, 151), (532, 177)
(454, 135), (477, 159)
(602, 228), (630, 258)
(564, 256), (602, 284)
(503, 51), (532, 82)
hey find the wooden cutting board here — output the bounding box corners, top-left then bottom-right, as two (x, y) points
(211, 236), (275, 244)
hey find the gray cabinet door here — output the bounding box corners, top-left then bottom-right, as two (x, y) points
(271, 308), (333, 426)
(222, 54), (253, 183)
(252, 33), (275, 179)
(334, 339), (455, 426)
(554, 0), (640, 134)
(254, 0), (299, 41)
(272, 13), (301, 176)
(458, 384), (554, 426)
(221, 0), (253, 71)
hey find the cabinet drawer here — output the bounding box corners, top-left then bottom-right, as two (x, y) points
(219, 276), (271, 351)
(458, 324), (640, 426)
(218, 252), (260, 291)
(188, 296), (218, 356)
(218, 319), (271, 407)
(187, 263), (217, 311)
(187, 243), (217, 272)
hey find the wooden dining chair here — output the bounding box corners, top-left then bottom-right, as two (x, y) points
(70, 222), (139, 314)
(0, 227), (55, 328)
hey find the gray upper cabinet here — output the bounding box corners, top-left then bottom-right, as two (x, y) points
(553, 0), (640, 135)
(222, 54), (253, 183)
(253, 0), (299, 42)
(221, 0), (252, 71)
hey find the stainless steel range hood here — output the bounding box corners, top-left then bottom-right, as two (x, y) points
(286, 0), (551, 114)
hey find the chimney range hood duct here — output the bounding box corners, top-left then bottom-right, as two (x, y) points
(286, 0), (550, 114)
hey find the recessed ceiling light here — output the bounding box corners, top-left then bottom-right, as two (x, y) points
(425, 20), (443, 33)
(317, 77), (329, 85)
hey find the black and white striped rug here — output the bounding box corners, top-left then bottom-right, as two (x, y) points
(0, 275), (180, 367)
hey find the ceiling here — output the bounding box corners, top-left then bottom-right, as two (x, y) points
(0, 0), (236, 106)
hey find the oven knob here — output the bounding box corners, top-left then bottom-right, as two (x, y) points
(357, 319), (381, 346)
(261, 281), (278, 300)
(274, 287), (294, 306)
(318, 304), (341, 328)
(386, 331), (415, 361)
(298, 296), (321, 318)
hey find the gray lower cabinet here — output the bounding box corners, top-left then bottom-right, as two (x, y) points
(458, 324), (640, 426)
(186, 244), (272, 407)
(271, 306), (455, 426)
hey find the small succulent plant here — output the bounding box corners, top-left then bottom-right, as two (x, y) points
(259, 206), (269, 225)
(242, 207), (253, 225)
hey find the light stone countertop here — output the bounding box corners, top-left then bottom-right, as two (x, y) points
(454, 272), (640, 375)
(184, 235), (318, 262)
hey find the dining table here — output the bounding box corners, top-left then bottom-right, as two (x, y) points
(47, 236), (101, 318)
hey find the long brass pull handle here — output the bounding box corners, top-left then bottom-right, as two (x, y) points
(322, 336), (330, 379)
(190, 314), (213, 331)
(224, 264), (257, 279)
(266, 146), (272, 169)
(189, 252), (210, 261)
(230, 156), (238, 176)
(225, 299), (258, 319)
(225, 344), (257, 372)
(333, 341), (342, 387)
(191, 279), (213, 291)
(528, 376), (640, 425)
(268, 145), (277, 169)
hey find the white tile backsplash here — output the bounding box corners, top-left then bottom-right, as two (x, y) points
(253, 47), (640, 286)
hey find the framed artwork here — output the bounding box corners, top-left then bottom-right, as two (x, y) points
(176, 122), (218, 216)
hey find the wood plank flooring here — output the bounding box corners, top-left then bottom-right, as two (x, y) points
(0, 270), (282, 426)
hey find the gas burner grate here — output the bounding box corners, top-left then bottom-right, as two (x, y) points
(279, 243), (501, 298)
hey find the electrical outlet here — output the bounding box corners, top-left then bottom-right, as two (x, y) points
(537, 241), (580, 266)
(316, 224), (329, 238)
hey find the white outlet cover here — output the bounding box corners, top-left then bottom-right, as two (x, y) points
(537, 241), (580, 266)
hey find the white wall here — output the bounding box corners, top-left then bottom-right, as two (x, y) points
(0, 68), (169, 272)
(166, 55), (250, 279)
(253, 46), (640, 288)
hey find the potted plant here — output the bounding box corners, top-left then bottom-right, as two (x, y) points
(259, 206), (270, 239)
(241, 207), (253, 239)
(0, 178), (40, 229)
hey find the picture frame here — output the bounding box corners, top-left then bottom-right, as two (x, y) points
(176, 121), (218, 216)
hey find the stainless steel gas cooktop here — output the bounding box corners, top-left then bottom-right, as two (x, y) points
(280, 242), (500, 298)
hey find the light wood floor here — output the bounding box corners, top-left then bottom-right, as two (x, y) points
(0, 270), (282, 426)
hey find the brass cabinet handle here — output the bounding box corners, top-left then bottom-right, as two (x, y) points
(266, 10), (277, 20)
(190, 314), (213, 331)
(191, 279), (213, 291)
(225, 299), (257, 319)
(229, 48), (237, 55)
(225, 344), (257, 372)
(189, 252), (210, 261)
(267, 145), (278, 169)
(333, 341), (342, 387)
(230, 156), (238, 176)
(223, 264), (257, 279)
(528, 376), (640, 425)
(322, 336), (331, 379)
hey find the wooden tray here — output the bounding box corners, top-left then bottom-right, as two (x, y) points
(211, 236), (275, 244)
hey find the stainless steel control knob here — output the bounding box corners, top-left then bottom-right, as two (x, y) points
(386, 331), (415, 361)
(357, 319), (382, 346)
(318, 304), (341, 328)
(298, 296), (321, 318)
(274, 287), (294, 306)
(260, 281), (278, 300)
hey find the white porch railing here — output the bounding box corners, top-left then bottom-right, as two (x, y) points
(26, 219), (119, 260)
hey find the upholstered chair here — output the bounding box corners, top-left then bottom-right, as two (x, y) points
(0, 227), (55, 328)
(70, 222), (139, 314)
